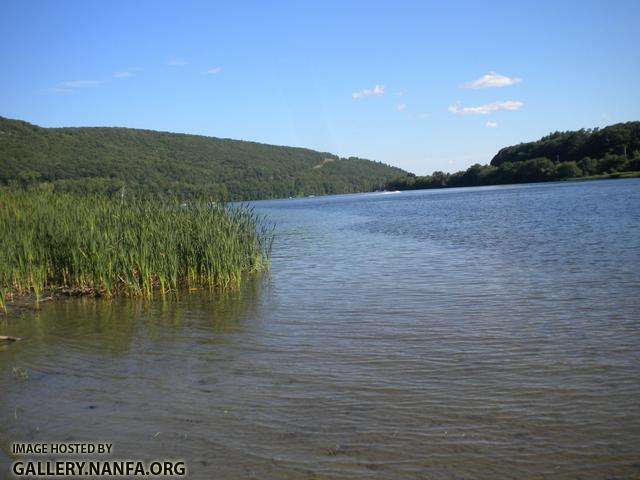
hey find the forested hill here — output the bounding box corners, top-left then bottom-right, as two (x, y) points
(388, 121), (640, 191)
(0, 116), (406, 200)
(491, 121), (640, 166)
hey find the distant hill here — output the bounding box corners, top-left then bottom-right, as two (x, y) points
(490, 121), (640, 166)
(0, 117), (406, 200)
(388, 121), (640, 191)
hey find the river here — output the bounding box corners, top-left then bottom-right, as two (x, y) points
(1, 179), (639, 479)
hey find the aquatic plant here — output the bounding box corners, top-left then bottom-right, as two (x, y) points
(12, 366), (30, 380)
(0, 189), (273, 311)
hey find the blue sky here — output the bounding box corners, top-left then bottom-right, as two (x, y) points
(1, 0), (639, 175)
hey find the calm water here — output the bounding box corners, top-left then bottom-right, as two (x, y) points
(1, 180), (639, 479)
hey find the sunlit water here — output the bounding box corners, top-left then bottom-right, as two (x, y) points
(1, 179), (639, 479)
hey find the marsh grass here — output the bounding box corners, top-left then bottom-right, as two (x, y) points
(12, 366), (30, 380)
(0, 189), (273, 312)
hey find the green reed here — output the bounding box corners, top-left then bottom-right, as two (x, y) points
(0, 189), (273, 312)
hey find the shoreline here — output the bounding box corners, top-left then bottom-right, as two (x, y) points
(385, 171), (640, 195)
(250, 172), (640, 202)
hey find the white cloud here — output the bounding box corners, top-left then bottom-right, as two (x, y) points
(463, 72), (522, 89)
(416, 113), (429, 120)
(46, 68), (139, 94)
(394, 91), (403, 97)
(397, 103), (407, 112)
(113, 67), (141, 78)
(352, 85), (385, 100)
(207, 67), (222, 74)
(448, 100), (524, 115)
(59, 80), (102, 88)
(168, 59), (189, 66)
(39, 87), (72, 94)
(485, 121), (498, 128)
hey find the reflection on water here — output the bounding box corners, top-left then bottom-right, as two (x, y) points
(1, 180), (640, 479)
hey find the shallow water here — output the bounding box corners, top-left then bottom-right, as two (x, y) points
(1, 179), (640, 479)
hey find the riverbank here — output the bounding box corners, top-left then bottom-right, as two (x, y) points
(387, 169), (640, 192)
(569, 170), (640, 181)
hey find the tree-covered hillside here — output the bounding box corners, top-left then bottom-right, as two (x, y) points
(388, 121), (640, 191)
(490, 122), (640, 166)
(0, 117), (406, 200)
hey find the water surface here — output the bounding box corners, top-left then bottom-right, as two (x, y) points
(1, 179), (639, 479)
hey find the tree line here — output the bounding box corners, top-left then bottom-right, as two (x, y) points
(388, 122), (640, 190)
(0, 116), (406, 200)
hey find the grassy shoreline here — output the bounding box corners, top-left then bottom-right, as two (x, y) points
(0, 189), (273, 314)
(567, 171), (640, 182)
(386, 170), (640, 193)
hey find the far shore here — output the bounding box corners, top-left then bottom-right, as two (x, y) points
(568, 171), (640, 182)
(385, 170), (640, 195)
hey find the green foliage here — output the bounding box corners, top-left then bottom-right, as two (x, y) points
(388, 122), (640, 191)
(0, 189), (273, 310)
(553, 161), (582, 179)
(12, 366), (30, 380)
(0, 117), (406, 200)
(490, 122), (640, 166)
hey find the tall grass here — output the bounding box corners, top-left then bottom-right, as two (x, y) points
(0, 189), (273, 313)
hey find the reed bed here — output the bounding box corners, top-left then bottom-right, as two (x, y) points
(0, 189), (273, 313)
